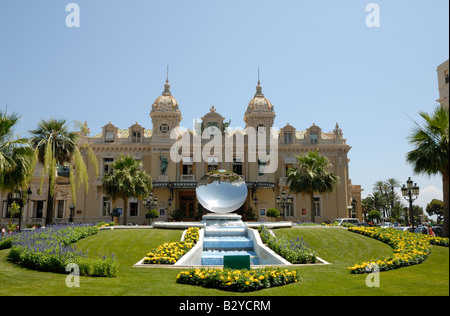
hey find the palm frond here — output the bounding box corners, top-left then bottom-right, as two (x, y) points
(287, 150), (340, 195)
(406, 106), (449, 175)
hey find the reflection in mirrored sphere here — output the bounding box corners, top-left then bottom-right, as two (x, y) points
(196, 170), (248, 214)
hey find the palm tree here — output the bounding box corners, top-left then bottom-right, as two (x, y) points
(367, 191), (385, 214)
(372, 179), (401, 219)
(0, 111), (36, 192)
(406, 106), (449, 237)
(384, 178), (401, 217)
(101, 155), (152, 225)
(373, 181), (389, 219)
(29, 119), (98, 225)
(287, 150), (339, 223)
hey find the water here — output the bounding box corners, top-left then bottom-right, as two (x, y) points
(201, 220), (260, 265)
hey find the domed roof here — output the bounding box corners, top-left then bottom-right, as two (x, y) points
(247, 80), (274, 112)
(152, 80), (179, 111)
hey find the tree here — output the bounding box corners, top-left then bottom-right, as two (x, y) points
(7, 201), (21, 231)
(101, 155), (152, 225)
(367, 191), (385, 215)
(406, 106), (449, 237)
(287, 150), (339, 223)
(0, 111), (36, 192)
(391, 201), (407, 225)
(368, 210), (382, 224)
(266, 208), (280, 221)
(371, 178), (402, 219)
(426, 199), (444, 224)
(361, 197), (372, 222)
(145, 209), (159, 225)
(29, 119), (98, 225)
(408, 205), (424, 226)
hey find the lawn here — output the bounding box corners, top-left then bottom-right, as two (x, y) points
(0, 227), (448, 296)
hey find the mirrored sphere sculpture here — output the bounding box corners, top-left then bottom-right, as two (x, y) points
(196, 170), (248, 214)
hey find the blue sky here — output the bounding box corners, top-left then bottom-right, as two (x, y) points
(0, 0), (448, 211)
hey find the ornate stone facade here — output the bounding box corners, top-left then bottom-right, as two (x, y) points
(1, 76), (363, 226)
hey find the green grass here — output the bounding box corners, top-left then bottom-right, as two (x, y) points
(0, 227), (448, 296)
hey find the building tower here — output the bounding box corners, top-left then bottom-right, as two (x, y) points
(150, 73), (182, 139)
(243, 72), (276, 131)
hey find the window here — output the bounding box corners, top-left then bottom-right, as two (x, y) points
(183, 164), (194, 175)
(180, 157), (195, 180)
(105, 131), (115, 142)
(207, 164), (218, 172)
(132, 131), (141, 143)
(103, 158), (114, 175)
(284, 132), (292, 144)
(233, 157), (243, 175)
(257, 125), (266, 134)
(159, 209), (165, 216)
(310, 133), (318, 144)
(160, 124), (169, 133)
(181, 157), (194, 174)
(130, 202), (138, 217)
(102, 196), (111, 216)
(35, 201), (44, 218)
(285, 203), (294, 217)
(314, 197), (321, 217)
(207, 157), (219, 172)
(2, 201), (10, 218)
(258, 159), (266, 176)
(57, 200), (64, 218)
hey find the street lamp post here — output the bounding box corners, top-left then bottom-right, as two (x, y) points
(276, 190), (293, 221)
(144, 192), (158, 225)
(144, 192), (158, 210)
(401, 177), (420, 229)
(6, 188), (32, 232)
(69, 205), (75, 223)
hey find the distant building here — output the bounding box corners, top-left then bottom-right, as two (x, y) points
(436, 59), (449, 109)
(1, 76), (363, 227)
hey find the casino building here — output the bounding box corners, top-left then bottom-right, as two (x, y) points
(1, 76), (363, 227)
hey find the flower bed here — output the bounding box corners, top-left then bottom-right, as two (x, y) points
(143, 227), (199, 264)
(423, 234), (449, 247)
(5, 224), (118, 277)
(0, 233), (16, 250)
(176, 267), (299, 292)
(258, 225), (317, 264)
(347, 226), (449, 274)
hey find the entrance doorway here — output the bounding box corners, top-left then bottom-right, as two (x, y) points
(179, 191), (197, 221)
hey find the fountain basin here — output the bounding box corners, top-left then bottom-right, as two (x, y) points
(201, 250), (259, 265)
(203, 236), (253, 249)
